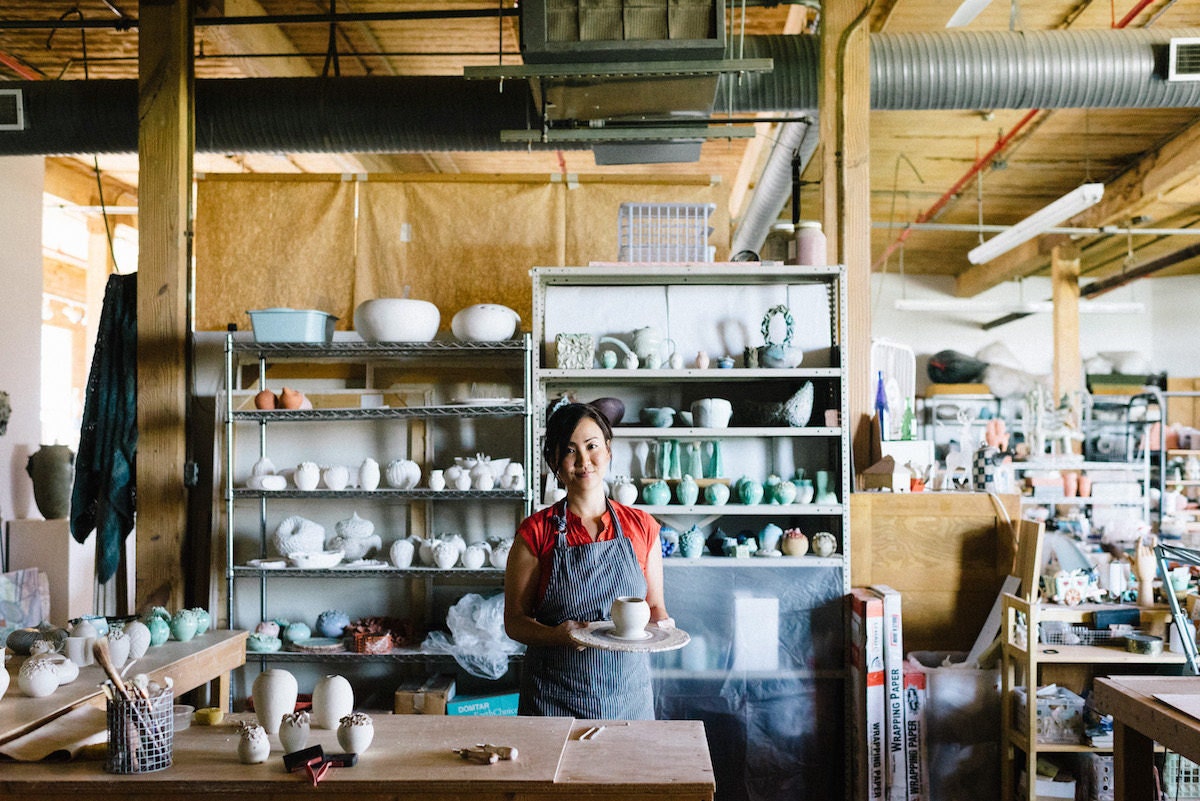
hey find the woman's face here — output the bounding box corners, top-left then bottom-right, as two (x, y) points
(558, 416), (611, 494)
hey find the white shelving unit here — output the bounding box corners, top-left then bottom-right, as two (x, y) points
(530, 263), (850, 801)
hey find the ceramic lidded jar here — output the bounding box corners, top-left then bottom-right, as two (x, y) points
(676, 474), (700, 506)
(312, 674), (354, 729)
(26, 444), (75, 519)
(642, 479), (671, 506)
(237, 722), (271, 764)
(611, 475), (639, 506)
(252, 668), (298, 735)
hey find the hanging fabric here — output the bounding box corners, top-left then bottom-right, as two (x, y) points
(70, 272), (137, 583)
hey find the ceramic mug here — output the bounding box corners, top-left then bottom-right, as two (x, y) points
(610, 596), (651, 639)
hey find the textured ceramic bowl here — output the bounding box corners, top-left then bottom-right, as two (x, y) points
(287, 550), (345, 569)
(354, 298), (440, 342)
(639, 407), (675, 428)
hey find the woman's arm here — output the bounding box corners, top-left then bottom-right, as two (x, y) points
(503, 535), (585, 647)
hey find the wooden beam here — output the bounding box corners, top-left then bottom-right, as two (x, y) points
(822, 0), (872, 480)
(1051, 241), (1082, 404)
(137, 0), (194, 613)
(956, 112), (1200, 297)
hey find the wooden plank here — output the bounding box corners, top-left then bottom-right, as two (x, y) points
(136, 1), (194, 612)
(0, 630), (247, 746)
(557, 719), (714, 793)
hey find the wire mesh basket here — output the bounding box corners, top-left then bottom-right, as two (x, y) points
(1039, 624), (1123, 647)
(1164, 752), (1200, 799)
(106, 689), (174, 774)
(617, 202), (715, 262)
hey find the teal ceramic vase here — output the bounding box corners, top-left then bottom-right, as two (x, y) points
(676, 474), (700, 506)
(643, 479), (671, 506)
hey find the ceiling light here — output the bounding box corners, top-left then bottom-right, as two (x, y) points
(947, 0), (993, 27)
(966, 183), (1105, 265)
(893, 298), (1144, 315)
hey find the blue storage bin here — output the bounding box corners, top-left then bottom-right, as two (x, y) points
(247, 308), (337, 343)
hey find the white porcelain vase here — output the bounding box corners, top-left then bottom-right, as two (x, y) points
(311, 674), (354, 729)
(252, 668), (298, 735)
(18, 658), (59, 698)
(322, 464), (350, 491)
(105, 631), (131, 669)
(358, 458), (381, 490)
(294, 461), (321, 491)
(386, 459), (421, 489)
(238, 723), (271, 764)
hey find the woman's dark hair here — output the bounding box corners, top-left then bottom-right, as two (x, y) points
(543, 402), (613, 473)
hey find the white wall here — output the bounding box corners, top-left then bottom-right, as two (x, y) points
(0, 156), (45, 523)
(1148, 276), (1200, 378)
(870, 272), (1158, 395)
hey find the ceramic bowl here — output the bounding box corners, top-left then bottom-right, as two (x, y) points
(353, 298), (440, 342)
(450, 304), (520, 342)
(691, 398), (733, 428)
(287, 550), (345, 569)
(639, 407), (675, 428)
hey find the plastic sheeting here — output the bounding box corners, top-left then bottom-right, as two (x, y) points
(655, 563), (846, 801)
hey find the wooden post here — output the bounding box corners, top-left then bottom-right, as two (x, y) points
(820, 1), (873, 479)
(1051, 242), (1083, 453)
(137, 1), (194, 612)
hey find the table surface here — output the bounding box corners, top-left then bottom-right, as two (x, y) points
(1094, 675), (1200, 762)
(0, 630), (247, 746)
(0, 713), (715, 800)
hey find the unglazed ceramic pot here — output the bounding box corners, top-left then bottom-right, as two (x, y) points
(279, 710), (310, 753)
(312, 674), (354, 729)
(450, 304), (520, 342)
(238, 722), (271, 764)
(252, 668), (298, 734)
(337, 712), (375, 754)
(354, 297), (440, 342)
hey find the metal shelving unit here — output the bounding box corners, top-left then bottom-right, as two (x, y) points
(221, 333), (534, 707)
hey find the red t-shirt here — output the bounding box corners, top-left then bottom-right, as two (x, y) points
(517, 502), (661, 603)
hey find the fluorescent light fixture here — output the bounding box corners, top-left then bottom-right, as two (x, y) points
(947, 0), (993, 27)
(966, 183), (1105, 265)
(893, 298), (1144, 314)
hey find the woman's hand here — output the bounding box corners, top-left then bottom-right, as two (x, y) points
(654, 617), (676, 630)
(556, 619), (588, 650)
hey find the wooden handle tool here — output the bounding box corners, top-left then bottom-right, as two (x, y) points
(93, 638), (131, 701)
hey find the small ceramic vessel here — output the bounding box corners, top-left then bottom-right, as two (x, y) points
(337, 712), (375, 754)
(124, 620), (152, 658)
(358, 458), (381, 490)
(389, 538), (416, 568)
(312, 675), (354, 729)
(238, 722), (271, 764)
(279, 710), (311, 753)
(489, 539), (513, 569)
(18, 657), (60, 698)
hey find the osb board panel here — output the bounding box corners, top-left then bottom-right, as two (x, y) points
(356, 180), (559, 329)
(195, 179), (356, 331)
(194, 175), (728, 333)
(850, 492), (1019, 653)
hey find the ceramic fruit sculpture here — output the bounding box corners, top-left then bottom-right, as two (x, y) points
(293, 461), (321, 491)
(145, 614), (170, 647)
(337, 711), (375, 754)
(781, 528), (809, 556)
(679, 525), (704, 558)
(316, 610), (350, 639)
(489, 538), (513, 569)
(191, 607), (212, 635)
(811, 531), (837, 557)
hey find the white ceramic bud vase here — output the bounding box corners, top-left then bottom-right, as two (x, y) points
(311, 674), (354, 729)
(294, 461), (321, 491)
(123, 619), (152, 659)
(252, 668), (298, 735)
(358, 458), (381, 491)
(105, 631), (131, 669)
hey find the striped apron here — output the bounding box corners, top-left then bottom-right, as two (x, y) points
(518, 499), (655, 720)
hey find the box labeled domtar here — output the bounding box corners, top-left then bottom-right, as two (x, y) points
(446, 692), (519, 717)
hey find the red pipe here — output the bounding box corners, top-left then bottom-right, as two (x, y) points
(0, 51), (44, 80)
(1116, 0), (1155, 29)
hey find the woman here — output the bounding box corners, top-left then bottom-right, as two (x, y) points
(504, 402), (671, 719)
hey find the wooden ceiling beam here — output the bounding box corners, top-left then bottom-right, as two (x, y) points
(955, 113), (1200, 296)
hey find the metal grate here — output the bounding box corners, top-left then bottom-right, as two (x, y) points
(1168, 38), (1200, 81)
(1040, 624), (1122, 647)
(617, 202), (715, 262)
(1164, 752), (1200, 799)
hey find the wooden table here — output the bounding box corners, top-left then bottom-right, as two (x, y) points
(1093, 675), (1200, 801)
(0, 714), (715, 800)
(1, 629), (247, 746)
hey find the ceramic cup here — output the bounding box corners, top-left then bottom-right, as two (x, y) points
(65, 636), (94, 667)
(610, 596), (651, 639)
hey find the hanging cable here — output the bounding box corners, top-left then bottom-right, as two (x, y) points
(322, 0), (341, 77)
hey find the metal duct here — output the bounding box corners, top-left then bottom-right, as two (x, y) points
(3, 28), (1200, 157)
(729, 118), (817, 257)
(712, 29), (1200, 113)
(1, 76), (545, 156)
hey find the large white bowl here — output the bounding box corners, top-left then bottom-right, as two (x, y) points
(450, 304), (520, 342)
(354, 298), (441, 342)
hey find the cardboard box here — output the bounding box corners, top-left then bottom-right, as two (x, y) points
(446, 692), (519, 717)
(394, 674), (456, 715)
